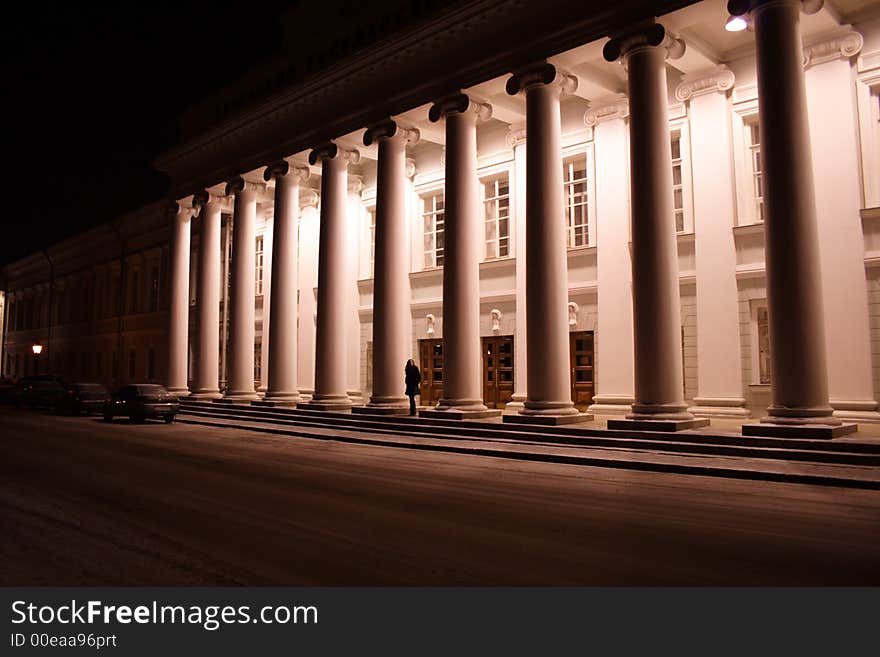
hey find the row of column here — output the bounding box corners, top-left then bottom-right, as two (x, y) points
(167, 1), (858, 436)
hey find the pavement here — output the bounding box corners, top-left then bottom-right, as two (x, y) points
(1, 408), (878, 585)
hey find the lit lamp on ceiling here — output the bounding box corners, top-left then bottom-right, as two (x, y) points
(725, 15), (748, 32)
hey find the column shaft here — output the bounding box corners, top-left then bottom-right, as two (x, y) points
(264, 167), (302, 404)
(301, 147), (354, 411)
(167, 205), (191, 395)
(363, 129), (410, 413)
(224, 184), (259, 400)
(191, 200), (222, 399)
(258, 216), (273, 394)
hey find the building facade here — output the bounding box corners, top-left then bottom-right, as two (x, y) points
(3, 0), (880, 435)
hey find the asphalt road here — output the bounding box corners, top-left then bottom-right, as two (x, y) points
(1, 410), (878, 585)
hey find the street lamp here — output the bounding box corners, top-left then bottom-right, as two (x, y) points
(32, 343), (42, 375)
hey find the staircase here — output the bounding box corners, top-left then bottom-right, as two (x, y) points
(177, 398), (880, 489)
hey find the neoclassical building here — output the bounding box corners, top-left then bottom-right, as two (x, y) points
(3, 0), (880, 438)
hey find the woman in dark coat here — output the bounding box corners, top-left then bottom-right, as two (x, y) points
(404, 359), (421, 416)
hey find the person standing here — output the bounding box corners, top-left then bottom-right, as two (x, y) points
(404, 359), (421, 416)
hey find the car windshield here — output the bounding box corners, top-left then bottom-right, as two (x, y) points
(76, 383), (108, 394)
(32, 381), (63, 391)
(135, 385), (168, 395)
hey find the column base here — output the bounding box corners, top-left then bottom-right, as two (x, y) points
(347, 389), (365, 405)
(419, 408), (502, 420)
(189, 388), (222, 400)
(688, 396), (750, 418)
(167, 387), (191, 397)
(742, 419), (858, 439)
(831, 399), (880, 424)
(608, 417), (711, 432)
(298, 388), (314, 403)
(503, 412), (594, 426)
(222, 392), (260, 402)
(503, 393), (527, 414)
(588, 394), (633, 416)
(298, 394), (353, 413)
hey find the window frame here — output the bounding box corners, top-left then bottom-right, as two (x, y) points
(419, 190), (446, 270)
(668, 114), (695, 235)
(856, 56), (880, 208)
(479, 169), (512, 261)
(560, 142), (596, 249)
(732, 93), (763, 226)
(749, 299), (771, 385)
(255, 234), (264, 297)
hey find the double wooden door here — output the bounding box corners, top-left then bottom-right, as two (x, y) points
(569, 330), (594, 410)
(418, 339), (444, 406)
(482, 335), (514, 409)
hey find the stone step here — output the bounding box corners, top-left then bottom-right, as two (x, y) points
(177, 397), (880, 453)
(177, 406), (880, 467)
(176, 413), (880, 491)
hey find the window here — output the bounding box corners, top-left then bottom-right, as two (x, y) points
(14, 354), (19, 377)
(255, 235), (264, 296)
(671, 133), (685, 232)
(748, 123), (764, 222)
(422, 193), (445, 269)
(757, 306), (771, 384)
(129, 349), (136, 379)
(129, 272), (139, 314)
(563, 156), (589, 247)
(482, 174), (510, 259)
(149, 266), (159, 312)
(254, 342), (262, 385)
(96, 352), (102, 379)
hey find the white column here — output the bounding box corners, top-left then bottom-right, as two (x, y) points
(421, 93), (500, 419)
(585, 97), (635, 416)
(505, 63), (590, 425)
(257, 210), (273, 394)
(676, 67), (750, 418)
(505, 125), (528, 413)
(190, 191), (224, 399)
(357, 119), (420, 415)
(604, 23), (707, 431)
(223, 177), (261, 401)
(804, 30), (880, 422)
(166, 200), (193, 396)
(731, 0), (856, 436)
(297, 189), (320, 400)
(346, 175), (364, 404)
(299, 143), (359, 412)
(260, 161), (309, 406)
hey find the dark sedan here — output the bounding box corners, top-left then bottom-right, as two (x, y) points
(54, 382), (110, 415)
(13, 379), (66, 410)
(104, 384), (180, 423)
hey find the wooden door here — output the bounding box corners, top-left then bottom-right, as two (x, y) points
(418, 339), (444, 406)
(482, 335), (514, 409)
(569, 331), (594, 411)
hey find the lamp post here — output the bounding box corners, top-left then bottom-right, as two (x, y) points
(32, 343), (43, 376)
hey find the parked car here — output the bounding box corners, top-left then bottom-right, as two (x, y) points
(13, 378), (66, 410)
(53, 382), (110, 415)
(104, 384), (180, 423)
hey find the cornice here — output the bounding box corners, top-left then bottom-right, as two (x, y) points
(674, 65), (736, 101)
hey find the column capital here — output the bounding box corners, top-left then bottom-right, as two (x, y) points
(263, 160), (310, 183)
(727, 0), (823, 17)
(363, 119), (421, 146)
(192, 189), (232, 212)
(308, 142), (361, 166)
(225, 176), (266, 197)
(603, 21), (685, 63)
(168, 199), (196, 218)
(405, 157), (417, 179)
(348, 174), (364, 195)
(428, 92), (492, 123)
(505, 124), (527, 148)
(300, 189), (320, 209)
(583, 95), (630, 126)
(674, 65), (736, 101)
(506, 62), (577, 96)
(803, 27), (863, 68)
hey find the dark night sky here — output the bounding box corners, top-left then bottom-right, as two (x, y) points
(0, 1), (293, 267)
